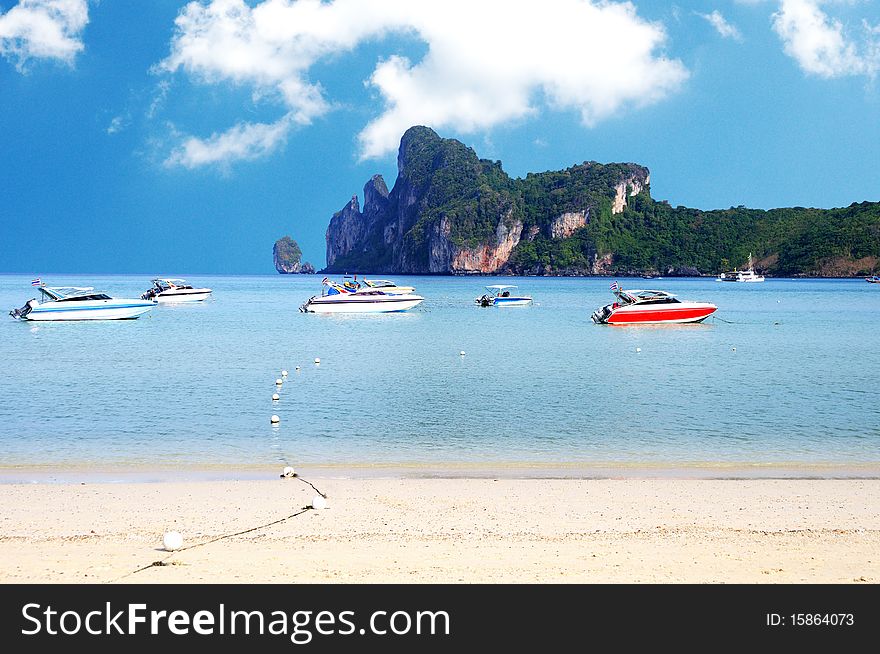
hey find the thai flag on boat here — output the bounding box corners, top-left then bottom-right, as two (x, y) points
(31, 278), (41, 286)
(610, 281), (619, 292)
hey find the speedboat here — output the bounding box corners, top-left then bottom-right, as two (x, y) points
(475, 285), (533, 307)
(717, 253), (764, 282)
(142, 278), (212, 303)
(591, 285), (717, 325)
(9, 284), (155, 321)
(866, 276), (880, 283)
(300, 279), (424, 313)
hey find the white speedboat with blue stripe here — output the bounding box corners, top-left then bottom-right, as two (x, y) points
(9, 285), (155, 321)
(475, 285), (533, 307)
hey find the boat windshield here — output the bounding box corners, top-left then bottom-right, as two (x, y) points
(615, 289), (678, 305)
(152, 279), (189, 290)
(40, 287), (111, 302)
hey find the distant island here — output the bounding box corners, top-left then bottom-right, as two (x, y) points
(273, 236), (315, 274)
(321, 126), (880, 277)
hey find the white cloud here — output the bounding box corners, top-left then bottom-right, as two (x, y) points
(158, 0), (688, 167)
(698, 10), (743, 41)
(164, 114), (294, 168)
(0, 0), (88, 70)
(772, 0), (880, 78)
(106, 114), (128, 135)
(147, 80), (172, 119)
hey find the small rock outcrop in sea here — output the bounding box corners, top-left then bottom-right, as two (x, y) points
(322, 126), (880, 277)
(274, 236), (314, 274)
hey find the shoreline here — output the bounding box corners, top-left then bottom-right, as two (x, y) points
(2, 460), (880, 483)
(1, 477), (877, 583)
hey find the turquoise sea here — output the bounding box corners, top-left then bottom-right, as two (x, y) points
(1, 274), (878, 480)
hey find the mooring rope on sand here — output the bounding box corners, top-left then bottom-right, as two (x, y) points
(112, 474), (327, 583)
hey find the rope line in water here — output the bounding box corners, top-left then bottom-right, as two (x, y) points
(710, 314), (780, 325)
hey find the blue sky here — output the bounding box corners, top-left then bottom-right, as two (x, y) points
(1, 0), (879, 274)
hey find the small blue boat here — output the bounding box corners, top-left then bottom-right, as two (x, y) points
(475, 285), (533, 307)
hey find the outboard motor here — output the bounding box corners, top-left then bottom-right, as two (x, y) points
(477, 294), (493, 307)
(590, 303), (613, 324)
(9, 300), (34, 320)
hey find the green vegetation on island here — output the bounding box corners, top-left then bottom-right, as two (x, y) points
(324, 126), (880, 277)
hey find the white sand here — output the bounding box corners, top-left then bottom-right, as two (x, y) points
(0, 478), (877, 583)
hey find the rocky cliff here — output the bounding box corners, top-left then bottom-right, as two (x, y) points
(323, 127), (880, 277)
(325, 126), (650, 274)
(273, 236), (314, 274)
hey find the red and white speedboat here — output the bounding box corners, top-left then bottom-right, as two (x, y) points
(591, 285), (717, 325)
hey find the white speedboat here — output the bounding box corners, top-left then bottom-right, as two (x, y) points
(300, 279), (424, 313)
(717, 253), (764, 282)
(9, 284), (155, 321)
(142, 278), (212, 303)
(475, 285), (533, 307)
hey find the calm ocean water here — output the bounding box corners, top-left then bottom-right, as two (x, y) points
(1, 273), (878, 477)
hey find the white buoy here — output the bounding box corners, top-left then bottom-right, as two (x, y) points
(731, 347), (736, 352)
(275, 378), (283, 386)
(314, 358), (321, 364)
(295, 366), (301, 371)
(163, 531), (183, 552)
(636, 347), (641, 353)
(272, 393), (280, 401)
(270, 414), (280, 423)
(311, 495), (328, 510)
(282, 466), (294, 478)
(281, 370), (288, 377)
(459, 351), (466, 356)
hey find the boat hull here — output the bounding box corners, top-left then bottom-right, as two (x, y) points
(301, 294), (424, 313)
(595, 302), (717, 325)
(154, 290), (212, 303)
(22, 299), (155, 321)
(491, 297), (532, 306)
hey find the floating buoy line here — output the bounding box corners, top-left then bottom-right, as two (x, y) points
(113, 361), (332, 582)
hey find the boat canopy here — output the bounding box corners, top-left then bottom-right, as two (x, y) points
(40, 286), (95, 300)
(486, 285), (518, 291)
(614, 289), (678, 304)
(363, 279), (396, 286)
(39, 286), (112, 302)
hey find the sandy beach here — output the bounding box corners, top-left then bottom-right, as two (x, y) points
(1, 476), (878, 583)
